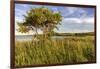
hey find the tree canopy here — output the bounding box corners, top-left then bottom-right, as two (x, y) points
(17, 7), (62, 36)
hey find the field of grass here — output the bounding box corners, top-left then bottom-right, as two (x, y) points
(15, 35), (95, 67)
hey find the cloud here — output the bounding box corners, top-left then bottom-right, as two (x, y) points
(15, 7), (27, 18)
(62, 17), (94, 24)
(59, 7), (94, 18)
(65, 7), (78, 15)
(55, 17), (94, 33)
(15, 16), (24, 34)
(57, 7), (87, 18)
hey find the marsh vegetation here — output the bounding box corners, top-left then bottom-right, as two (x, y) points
(15, 33), (95, 67)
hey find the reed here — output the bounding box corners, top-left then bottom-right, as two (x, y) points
(15, 36), (95, 67)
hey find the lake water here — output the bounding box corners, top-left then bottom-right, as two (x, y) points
(15, 35), (67, 41)
(16, 35), (33, 41)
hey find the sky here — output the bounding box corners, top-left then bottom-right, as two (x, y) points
(15, 4), (95, 35)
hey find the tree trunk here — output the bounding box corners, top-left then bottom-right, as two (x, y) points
(35, 27), (38, 37)
(42, 25), (46, 39)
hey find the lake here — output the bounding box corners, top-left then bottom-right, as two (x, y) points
(15, 35), (68, 41)
(15, 34), (86, 41)
(16, 35), (33, 41)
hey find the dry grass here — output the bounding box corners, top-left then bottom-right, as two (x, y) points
(15, 36), (95, 67)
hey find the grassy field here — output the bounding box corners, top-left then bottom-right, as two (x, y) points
(15, 34), (95, 67)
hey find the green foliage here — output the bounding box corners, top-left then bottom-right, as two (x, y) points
(17, 7), (62, 35)
(17, 23), (30, 33)
(15, 36), (95, 67)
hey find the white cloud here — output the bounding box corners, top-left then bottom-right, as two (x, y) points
(84, 17), (94, 23)
(15, 8), (27, 17)
(66, 7), (78, 15)
(62, 17), (94, 24)
(15, 16), (23, 30)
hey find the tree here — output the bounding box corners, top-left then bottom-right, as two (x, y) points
(17, 7), (62, 39)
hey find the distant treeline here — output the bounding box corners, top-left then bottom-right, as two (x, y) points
(27, 32), (94, 37)
(54, 32), (94, 36)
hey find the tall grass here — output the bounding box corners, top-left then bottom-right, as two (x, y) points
(15, 36), (95, 67)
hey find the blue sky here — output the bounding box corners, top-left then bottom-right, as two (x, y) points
(15, 4), (95, 35)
